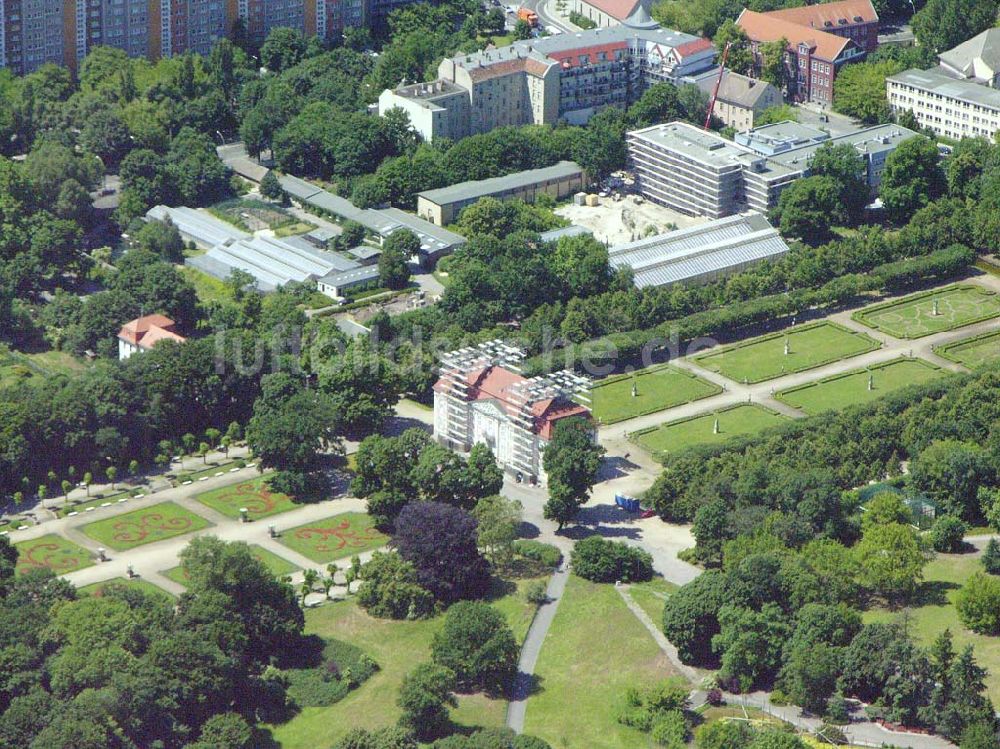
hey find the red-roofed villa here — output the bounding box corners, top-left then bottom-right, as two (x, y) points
(117, 314), (186, 360)
(434, 343), (594, 484)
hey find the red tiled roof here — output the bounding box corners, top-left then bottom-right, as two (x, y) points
(765, 0), (878, 30)
(434, 365), (591, 438)
(466, 56), (555, 82)
(547, 41), (628, 67)
(578, 0), (642, 21)
(675, 38), (715, 57)
(737, 9), (853, 61)
(117, 314), (185, 349)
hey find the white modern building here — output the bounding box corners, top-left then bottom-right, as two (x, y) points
(433, 342), (593, 483)
(627, 120), (918, 219)
(887, 28), (1000, 140)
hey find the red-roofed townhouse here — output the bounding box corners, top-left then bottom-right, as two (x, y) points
(117, 314), (186, 361)
(433, 364), (593, 484)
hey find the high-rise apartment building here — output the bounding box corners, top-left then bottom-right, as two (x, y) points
(0, 0), (381, 74)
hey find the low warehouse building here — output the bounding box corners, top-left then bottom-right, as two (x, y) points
(608, 213), (790, 288)
(415, 161), (587, 225)
(279, 174), (466, 266)
(146, 205), (249, 248)
(317, 266), (382, 298)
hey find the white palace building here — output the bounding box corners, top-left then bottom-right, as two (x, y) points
(433, 342), (594, 484)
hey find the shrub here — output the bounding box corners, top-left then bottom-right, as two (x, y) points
(931, 515), (968, 553)
(397, 662), (456, 740)
(650, 710), (687, 748)
(512, 540), (563, 568)
(814, 724), (847, 745)
(356, 551), (435, 620)
(430, 601), (518, 692)
(706, 688), (723, 706)
(982, 538), (1000, 574)
(525, 580), (548, 605)
(956, 572), (1000, 634)
(570, 536), (653, 583)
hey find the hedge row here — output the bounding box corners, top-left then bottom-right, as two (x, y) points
(521, 244), (975, 376)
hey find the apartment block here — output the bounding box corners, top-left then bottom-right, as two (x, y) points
(378, 8), (716, 141)
(0, 0), (391, 75)
(628, 119), (917, 219)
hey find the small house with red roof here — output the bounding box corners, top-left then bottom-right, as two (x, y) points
(117, 314), (186, 360)
(434, 355), (594, 484)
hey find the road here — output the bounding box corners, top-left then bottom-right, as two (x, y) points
(521, 0), (577, 33)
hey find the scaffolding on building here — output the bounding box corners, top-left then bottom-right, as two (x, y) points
(436, 341), (592, 477)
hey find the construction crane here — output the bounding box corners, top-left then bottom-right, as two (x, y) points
(704, 41), (732, 130)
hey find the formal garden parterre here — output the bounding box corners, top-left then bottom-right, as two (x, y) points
(691, 321), (881, 384)
(277, 512), (388, 563)
(631, 403), (790, 459)
(852, 283), (1000, 339)
(14, 534), (94, 576)
(776, 357), (944, 415)
(193, 474), (300, 521)
(81, 501), (212, 551)
(934, 328), (1000, 368)
(588, 364), (721, 424)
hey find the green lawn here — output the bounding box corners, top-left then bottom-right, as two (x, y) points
(692, 321), (881, 384)
(192, 474), (299, 520)
(78, 577), (175, 599)
(81, 501), (212, 551)
(589, 365), (721, 424)
(863, 552), (1000, 705)
(179, 265), (237, 307)
(58, 489), (135, 517)
(163, 543), (298, 585)
(631, 404), (789, 458)
(273, 220), (317, 238)
(524, 576), (685, 749)
(266, 577), (544, 748)
(0, 346), (89, 390)
(935, 329), (1000, 368)
(853, 284), (1000, 339)
(14, 534), (94, 576)
(277, 512), (388, 563)
(776, 357), (944, 415)
(627, 578), (677, 625)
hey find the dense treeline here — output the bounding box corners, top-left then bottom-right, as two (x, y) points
(0, 537), (304, 748)
(648, 364), (1000, 526)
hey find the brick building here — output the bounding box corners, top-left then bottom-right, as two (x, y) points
(736, 0), (877, 105)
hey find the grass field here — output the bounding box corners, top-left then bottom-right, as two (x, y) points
(14, 534), (94, 576)
(0, 346), (89, 390)
(589, 365), (721, 424)
(631, 404), (789, 458)
(178, 265), (237, 307)
(193, 474), (299, 521)
(935, 329), (1000, 368)
(524, 576), (685, 749)
(692, 321), (881, 384)
(164, 543), (298, 585)
(78, 577), (175, 599)
(776, 357), (944, 415)
(628, 578), (677, 625)
(863, 552), (1000, 705)
(266, 577), (544, 748)
(81, 501), (212, 551)
(853, 284), (1000, 339)
(277, 513), (388, 563)
(274, 220), (317, 237)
